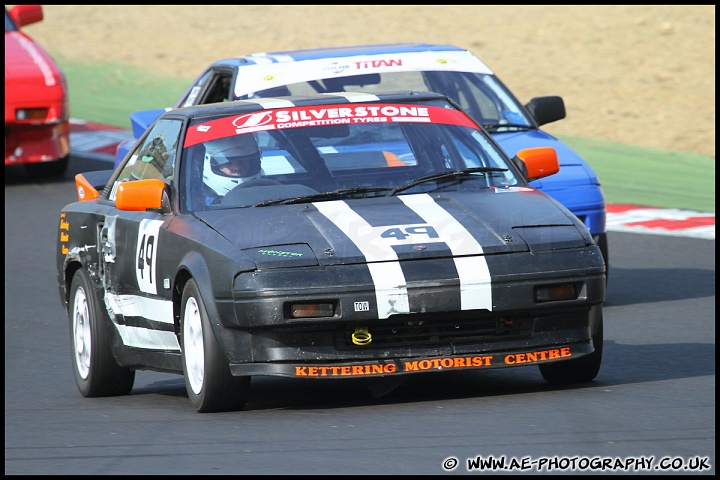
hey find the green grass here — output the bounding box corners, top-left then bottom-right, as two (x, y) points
(61, 61), (192, 128)
(558, 136), (715, 213)
(59, 59), (715, 213)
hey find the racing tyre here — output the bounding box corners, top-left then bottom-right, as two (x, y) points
(181, 279), (250, 413)
(539, 312), (603, 385)
(69, 268), (135, 397)
(594, 233), (609, 281)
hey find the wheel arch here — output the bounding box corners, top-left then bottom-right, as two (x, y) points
(61, 259), (85, 309)
(173, 251), (222, 332)
(173, 251), (254, 364)
(172, 267), (193, 338)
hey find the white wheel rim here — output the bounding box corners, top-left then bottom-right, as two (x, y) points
(72, 286), (91, 380)
(183, 296), (205, 395)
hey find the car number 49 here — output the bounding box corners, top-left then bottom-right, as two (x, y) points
(136, 219), (163, 294)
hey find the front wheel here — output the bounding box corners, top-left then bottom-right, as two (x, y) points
(539, 312), (603, 384)
(69, 268), (135, 397)
(180, 279), (250, 413)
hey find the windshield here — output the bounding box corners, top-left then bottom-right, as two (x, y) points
(241, 70), (534, 131)
(181, 99), (522, 212)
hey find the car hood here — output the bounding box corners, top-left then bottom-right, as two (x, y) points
(194, 190), (590, 269)
(492, 130), (600, 189)
(4, 31), (66, 102)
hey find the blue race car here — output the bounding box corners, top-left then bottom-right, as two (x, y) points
(115, 43), (608, 271)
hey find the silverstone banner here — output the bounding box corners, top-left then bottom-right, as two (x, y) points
(183, 103), (478, 147)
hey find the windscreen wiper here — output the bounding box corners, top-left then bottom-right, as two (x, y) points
(254, 187), (391, 207)
(481, 123), (533, 132)
(387, 167), (508, 196)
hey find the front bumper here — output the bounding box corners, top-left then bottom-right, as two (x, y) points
(215, 246), (605, 377)
(228, 303), (601, 378)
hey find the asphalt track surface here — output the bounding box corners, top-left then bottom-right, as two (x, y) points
(4, 153), (715, 475)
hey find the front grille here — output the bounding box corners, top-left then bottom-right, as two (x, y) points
(335, 311), (533, 349)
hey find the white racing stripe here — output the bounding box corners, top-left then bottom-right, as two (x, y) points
(244, 98), (297, 109)
(114, 325), (180, 351)
(399, 194), (492, 311)
(321, 92), (381, 103)
(313, 201), (409, 318)
(313, 194), (493, 318)
(104, 293), (180, 351)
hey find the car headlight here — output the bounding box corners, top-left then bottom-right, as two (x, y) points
(16, 108), (48, 121)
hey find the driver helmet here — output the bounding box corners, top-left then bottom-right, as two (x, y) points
(203, 134), (262, 196)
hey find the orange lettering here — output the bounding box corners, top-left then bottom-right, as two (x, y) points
(439, 358), (453, 368)
(478, 356), (492, 366)
(403, 361), (420, 371)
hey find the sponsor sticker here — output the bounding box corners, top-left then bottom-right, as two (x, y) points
(293, 347), (574, 378)
(183, 104), (477, 147)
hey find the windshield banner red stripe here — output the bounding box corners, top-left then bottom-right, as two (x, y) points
(183, 103), (478, 147)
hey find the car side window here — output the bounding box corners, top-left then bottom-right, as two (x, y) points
(180, 71), (212, 107)
(181, 69), (233, 107)
(199, 73), (231, 104)
(109, 119), (182, 201)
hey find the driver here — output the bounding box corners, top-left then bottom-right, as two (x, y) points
(203, 134), (262, 204)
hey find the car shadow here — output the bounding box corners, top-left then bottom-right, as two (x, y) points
(605, 266), (715, 306)
(130, 338), (714, 412)
(4, 156), (113, 186)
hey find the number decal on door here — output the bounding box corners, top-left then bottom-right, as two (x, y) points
(136, 219), (163, 294)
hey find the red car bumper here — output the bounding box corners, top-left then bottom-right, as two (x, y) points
(5, 119), (70, 165)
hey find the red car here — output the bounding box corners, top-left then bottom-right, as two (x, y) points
(5, 4), (70, 176)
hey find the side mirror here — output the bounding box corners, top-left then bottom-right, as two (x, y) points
(116, 179), (167, 212)
(524, 96), (566, 126)
(515, 147), (559, 181)
(7, 5), (43, 28)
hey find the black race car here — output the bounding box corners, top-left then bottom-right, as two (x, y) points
(57, 91), (605, 412)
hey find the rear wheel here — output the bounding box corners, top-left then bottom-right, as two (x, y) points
(539, 312), (603, 384)
(181, 279), (250, 413)
(69, 268), (135, 397)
